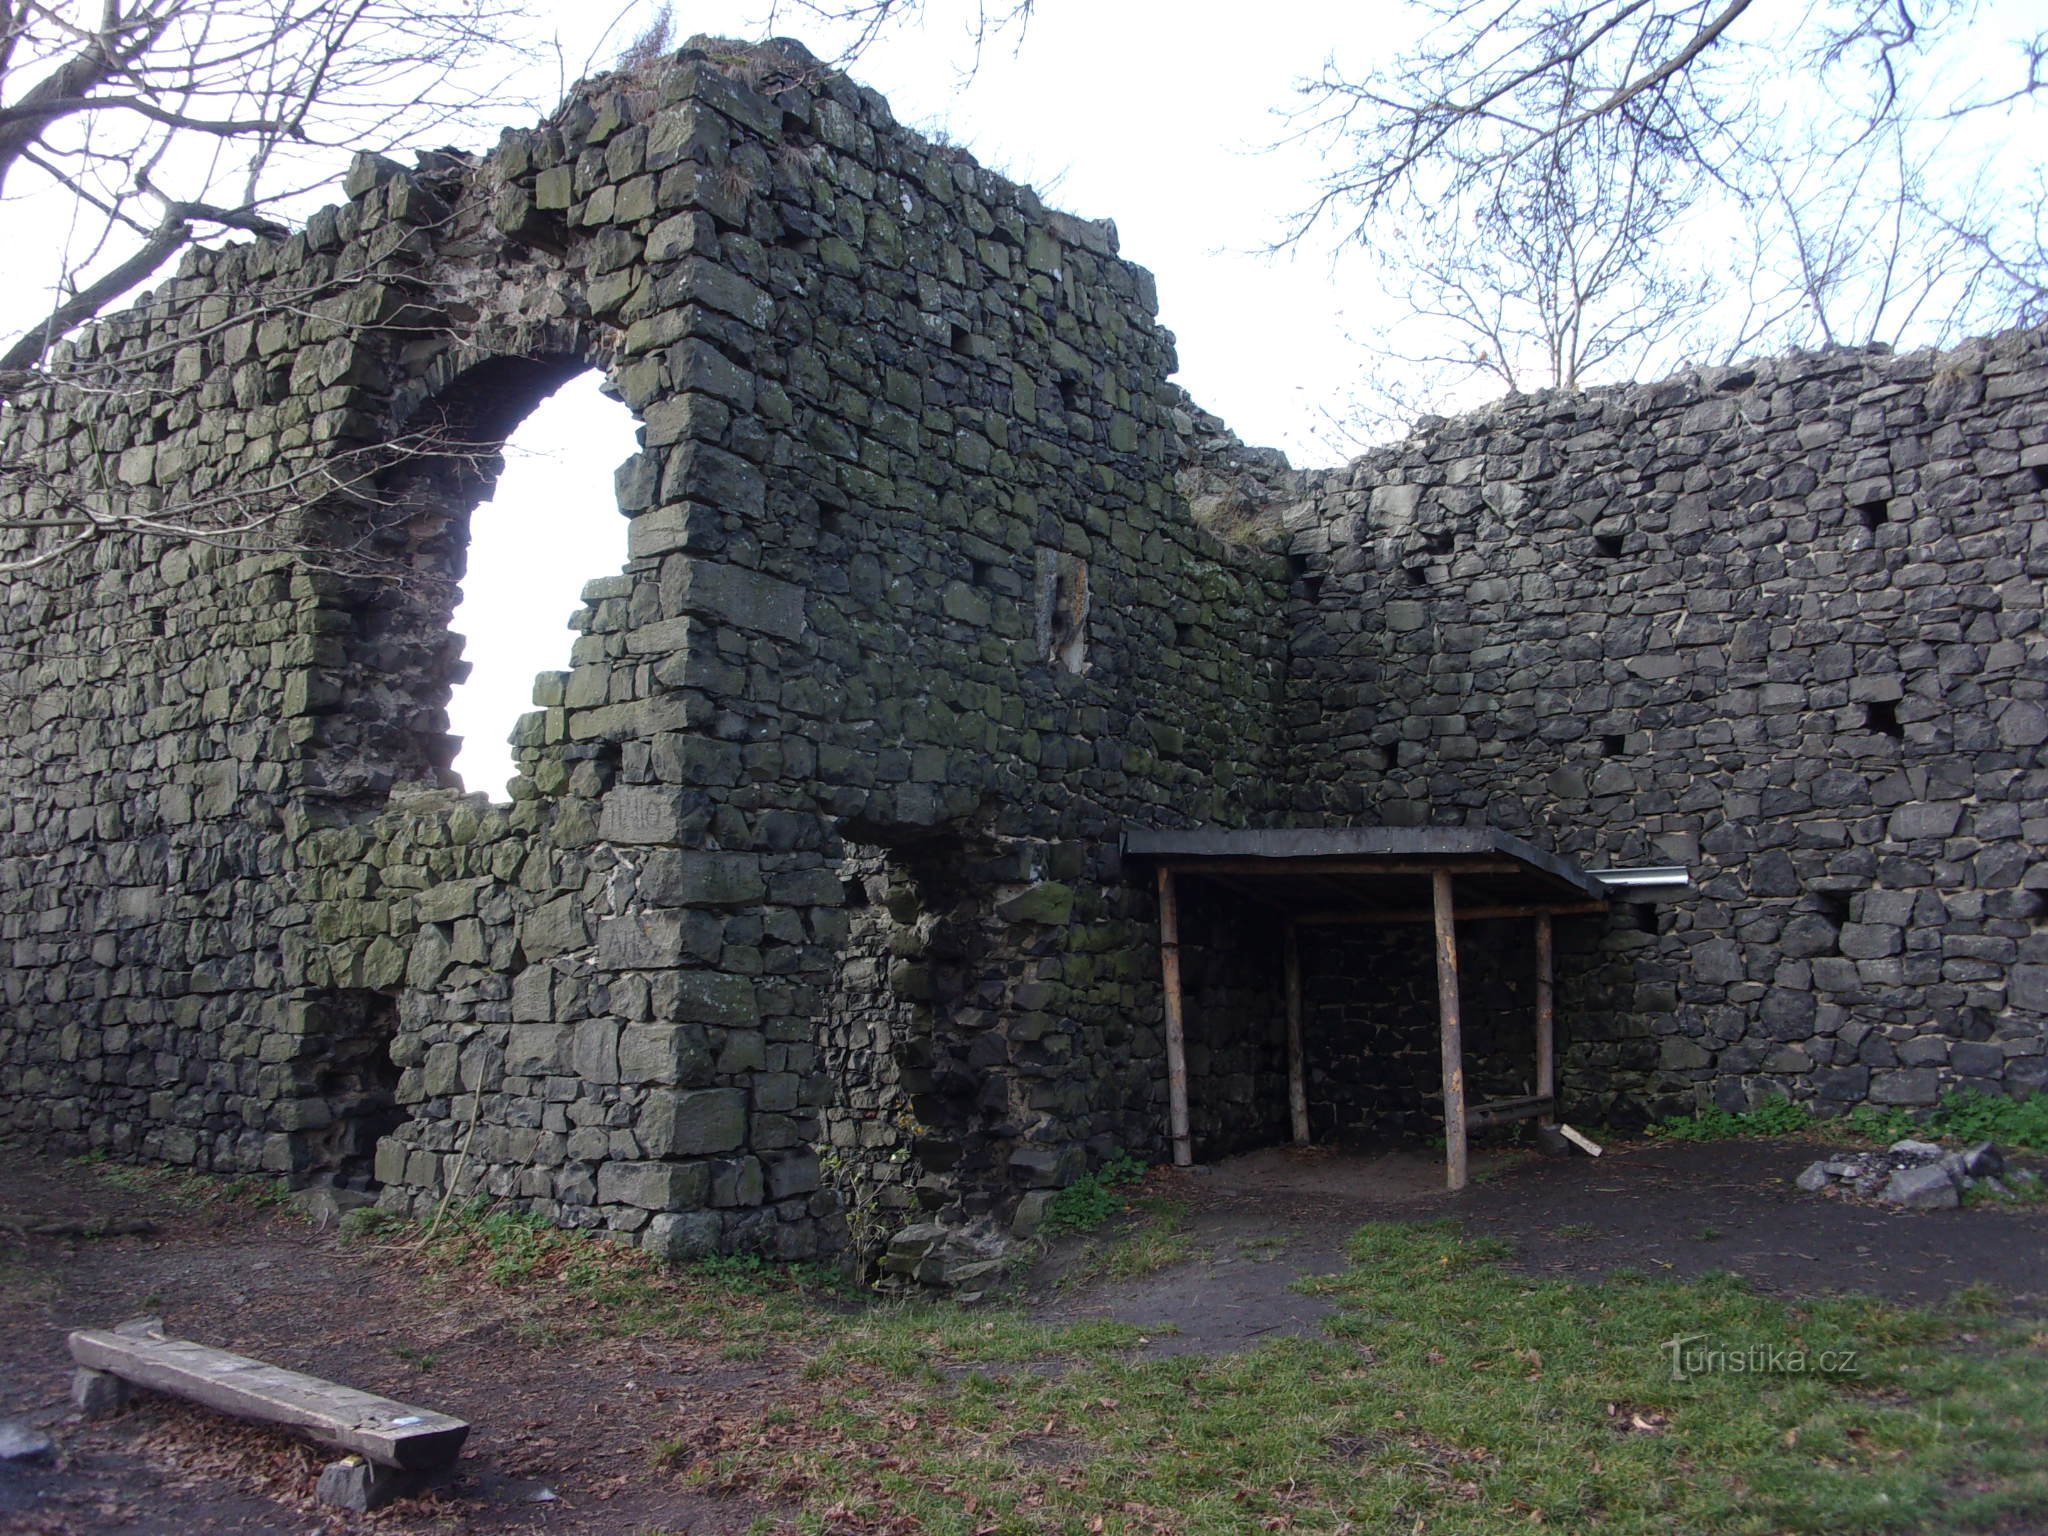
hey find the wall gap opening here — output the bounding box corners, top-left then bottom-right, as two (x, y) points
(1864, 699), (1903, 738)
(446, 370), (641, 801)
(307, 990), (403, 1189)
(1856, 497), (1890, 530)
(1594, 533), (1625, 558)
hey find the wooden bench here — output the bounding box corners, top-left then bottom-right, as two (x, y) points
(68, 1317), (469, 1509)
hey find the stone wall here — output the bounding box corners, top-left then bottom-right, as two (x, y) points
(3, 36), (2046, 1265)
(0, 39), (1290, 1259)
(1273, 334), (2048, 1123)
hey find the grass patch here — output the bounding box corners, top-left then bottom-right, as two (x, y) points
(1063, 1198), (1194, 1288)
(68, 1154), (292, 1212)
(1650, 1087), (2048, 1152)
(367, 1197), (853, 1348)
(691, 1219), (2048, 1534)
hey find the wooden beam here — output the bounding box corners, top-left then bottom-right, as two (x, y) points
(68, 1319), (469, 1471)
(1432, 870), (1468, 1192)
(1466, 1094), (1555, 1131)
(1294, 901), (1608, 926)
(1535, 911), (1556, 1127)
(1160, 858), (1523, 878)
(1284, 921), (1308, 1145)
(1158, 865), (1192, 1167)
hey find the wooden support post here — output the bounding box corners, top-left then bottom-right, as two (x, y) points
(1284, 921), (1309, 1145)
(1158, 866), (1192, 1167)
(1535, 912), (1556, 1127)
(1432, 870), (1468, 1192)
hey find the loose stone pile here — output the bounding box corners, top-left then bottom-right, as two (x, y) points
(1793, 1139), (2031, 1208)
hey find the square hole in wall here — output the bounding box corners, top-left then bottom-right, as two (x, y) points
(1403, 563), (1429, 587)
(1812, 889), (1853, 927)
(1864, 699), (1903, 738)
(1287, 552), (1324, 601)
(1601, 732), (1627, 757)
(2030, 464), (2048, 491)
(1855, 497), (1890, 530)
(1594, 533), (1625, 558)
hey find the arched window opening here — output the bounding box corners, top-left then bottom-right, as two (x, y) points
(447, 371), (640, 800)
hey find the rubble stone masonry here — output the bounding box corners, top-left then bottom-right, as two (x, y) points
(1, 39), (2042, 1259)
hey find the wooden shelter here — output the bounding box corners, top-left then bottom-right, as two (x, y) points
(1121, 828), (1613, 1191)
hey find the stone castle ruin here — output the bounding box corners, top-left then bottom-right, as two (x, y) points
(2, 39), (2043, 1264)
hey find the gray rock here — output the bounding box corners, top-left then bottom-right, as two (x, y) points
(1962, 1141), (2004, 1177)
(1795, 1161), (1834, 1192)
(71, 1368), (130, 1417)
(0, 1420), (54, 1464)
(1880, 1163), (1960, 1209)
(315, 1457), (410, 1512)
(1888, 1138), (1944, 1160)
(288, 1184), (376, 1228)
(1010, 1190), (1053, 1236)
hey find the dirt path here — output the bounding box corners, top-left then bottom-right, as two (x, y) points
(4, 1137), (2044, 1531)
(1042, 1139), (2048, 1348)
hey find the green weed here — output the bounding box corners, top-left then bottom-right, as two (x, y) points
(1652, 1087), (2048, 1152)
(1650, 1094), (1812, 1141)
(1040, 1152), (1148, 1236)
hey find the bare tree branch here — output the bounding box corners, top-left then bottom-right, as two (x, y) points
(1, 0), (527, 383)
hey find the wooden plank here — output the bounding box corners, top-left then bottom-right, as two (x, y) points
(1559, 1124), (1604, 1157)
(1432, 871), (1468, 1192)
(1294, 901), (1608, 926)
(1123, 827), (1614, 902)
(1158, 866), (1192, 1167)
(1535, 912), (1556, 1127)
(1284, 921), (1308, 1145)
(68, 1320), (469, 1471)
(1465, 1095), (1555, 1131)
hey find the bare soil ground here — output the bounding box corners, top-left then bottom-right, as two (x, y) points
(3, 1135), (2043, 1533)
(1044, 1139), (2048, 1352)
